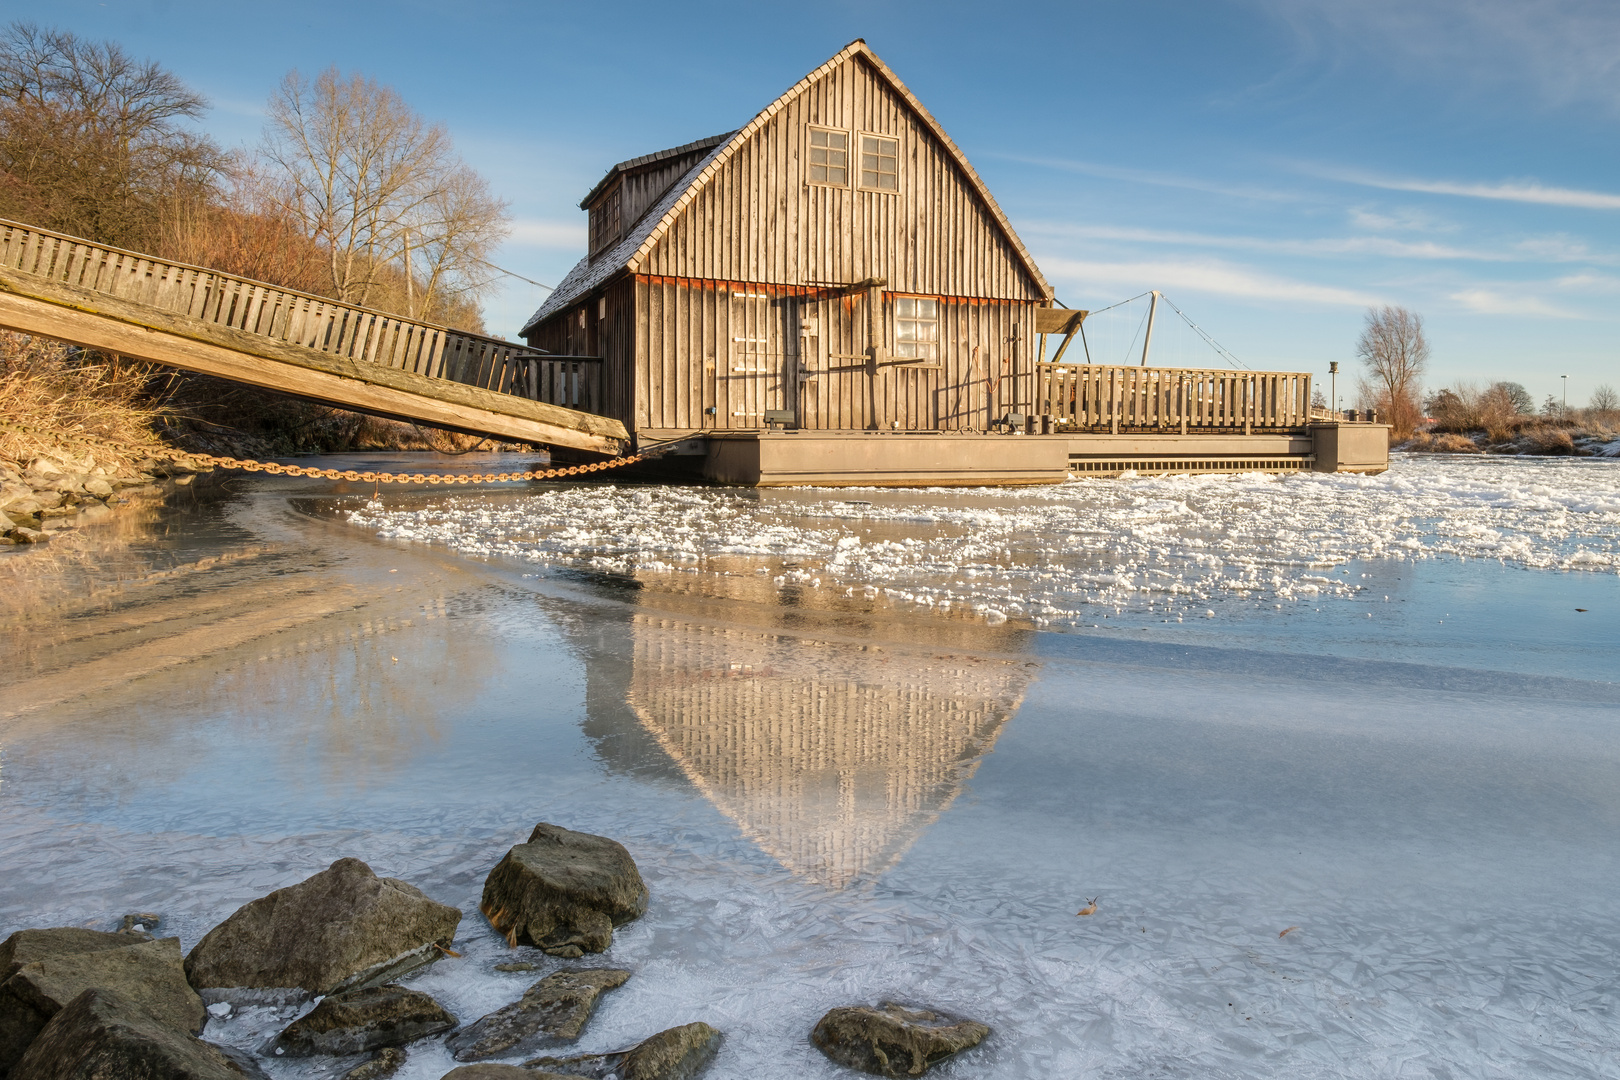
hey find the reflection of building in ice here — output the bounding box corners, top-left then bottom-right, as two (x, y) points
(627, 615), (1029, 890)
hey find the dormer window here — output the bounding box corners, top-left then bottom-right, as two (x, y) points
(588, 185), (622, 260)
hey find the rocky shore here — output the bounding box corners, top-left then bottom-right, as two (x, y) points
(0, 823), (989, 1079)
(0, 444), (212, 546)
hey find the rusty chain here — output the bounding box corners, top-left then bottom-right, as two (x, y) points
(0, 418), (671, 484)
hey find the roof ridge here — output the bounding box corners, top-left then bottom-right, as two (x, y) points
(579, 131), (735, 210)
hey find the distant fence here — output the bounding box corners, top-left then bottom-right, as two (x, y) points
(1037, 362), (1313, 434)
(0, 217), (601, 411)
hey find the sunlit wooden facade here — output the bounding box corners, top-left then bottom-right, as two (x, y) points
(522, 40), (1053, 439)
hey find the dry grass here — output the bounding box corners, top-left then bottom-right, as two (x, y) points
(1404, 432), (1480, 453)
(0, 332), (170, 473)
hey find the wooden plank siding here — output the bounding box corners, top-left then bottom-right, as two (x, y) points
(526, 49), (1049, 437)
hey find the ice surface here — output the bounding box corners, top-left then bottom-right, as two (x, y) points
(346, 456), (1620, 637)
(2, 455), (1618, 1078)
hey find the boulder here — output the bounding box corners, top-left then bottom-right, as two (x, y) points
(810, 1002), (988, 1078)
(0, 929), (150, 982)
(8, 528), (47, 544)
(0, 937), (204, 1076)
(184, 857), (461, 1004)
(9, 988), (262, 1080)
(447, 968), (630, 1061)
(81, 479), (113, 498)
(479, 825), (647, 958)
(524, 1022), (721, 1080)
(341, 1047), (407, 1080)
(441, 1067), (547, 1080)
(268, 984), (456, 1057)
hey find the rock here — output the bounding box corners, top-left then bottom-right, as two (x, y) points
(0, 928), (150, 983)
(8, 988), (261, 1080)
(342, 1046), (408, 1080)
(0, 482), (34, 509)
(440, 1066), (541, 1080)
(447, 968), (629, 1061)
(0, 936), (205, 1075)
(480, 824), (648, 957)
(524, 1022), (722, 1080)
(268, 983), (456, 1057)
(810, 1002), (988, 1078)
(119, 914), (161, 937)
(8, 528), (47, 544)
(494, 962), (538, 973)
(184, 857), (461, 1005)
(81, 478), (113, 498)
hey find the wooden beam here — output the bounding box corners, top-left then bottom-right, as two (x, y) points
(1035, 308), (1088, 335)
(0, 270), (630, 455)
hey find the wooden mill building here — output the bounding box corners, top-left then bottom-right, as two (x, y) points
(522, 40), (1387, 484)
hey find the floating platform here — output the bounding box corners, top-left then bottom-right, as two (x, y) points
(631, 421), (1389, 487)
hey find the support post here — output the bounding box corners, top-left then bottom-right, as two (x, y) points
(1140, 290), (1160, 367)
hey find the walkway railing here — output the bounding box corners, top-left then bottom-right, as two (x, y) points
(1037, 362), (1313, 434)
(0, 218), (582, 406)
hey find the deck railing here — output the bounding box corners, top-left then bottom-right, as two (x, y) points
(1037, 362), (1313, 434)
(518, 356), (602, 415)
(0, 217), (582, 407)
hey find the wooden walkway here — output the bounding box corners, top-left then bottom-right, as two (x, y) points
(0, 219), (628, 454)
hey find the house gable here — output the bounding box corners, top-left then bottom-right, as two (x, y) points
(629, 40), (1051, 301)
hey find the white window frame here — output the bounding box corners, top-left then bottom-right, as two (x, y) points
(858, 132), (899, 193)
(807, 126), (849, 187)
(892, 295), (939, 363)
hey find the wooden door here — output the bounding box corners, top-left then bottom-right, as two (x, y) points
(727, 290), (796, 428)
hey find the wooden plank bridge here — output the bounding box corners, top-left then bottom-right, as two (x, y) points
(0, 219), (628, 455)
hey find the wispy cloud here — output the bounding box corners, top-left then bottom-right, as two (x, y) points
(1252, 0), (1620, 114)
(1028, 221), (1620, 268)
(1448, 289), (1584, 318)
(993, 153), (1304, 203)
(508, 219), (585, 249)
(1314, 167), (1620, 211)
(1029, 222), (1516, 262)
(1040, 255), (1380, 308)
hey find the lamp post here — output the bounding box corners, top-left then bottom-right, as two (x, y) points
(1329, 362), (1339, 419)
(1562, 374), (1568, 411)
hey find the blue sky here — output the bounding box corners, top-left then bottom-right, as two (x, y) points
(24, 0), (1620, 406)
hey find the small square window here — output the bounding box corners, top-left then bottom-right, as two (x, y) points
(808, 128), (848, 186)
(860, 134), (898, 191)
(893, 296), (938, 361)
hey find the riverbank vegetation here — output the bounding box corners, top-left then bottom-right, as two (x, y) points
(1400, 380), (1620, 456)
(0, 21), (513, 462)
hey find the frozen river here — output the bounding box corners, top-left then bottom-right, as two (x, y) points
(1, 454), (1617, 1078)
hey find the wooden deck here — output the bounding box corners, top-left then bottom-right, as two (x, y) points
(0, 219), (628, 454)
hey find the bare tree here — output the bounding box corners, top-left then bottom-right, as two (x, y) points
(261, 67), (508, 320)
(0, 22), (223, 249)
(1355, 305), (1428, 437)
(1590, 384), (1618, 413)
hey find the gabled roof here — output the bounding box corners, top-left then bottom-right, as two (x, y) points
(522, 39), (1052, 336)
(524, 140), (729, 333)
(578, 132), (733, 210)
